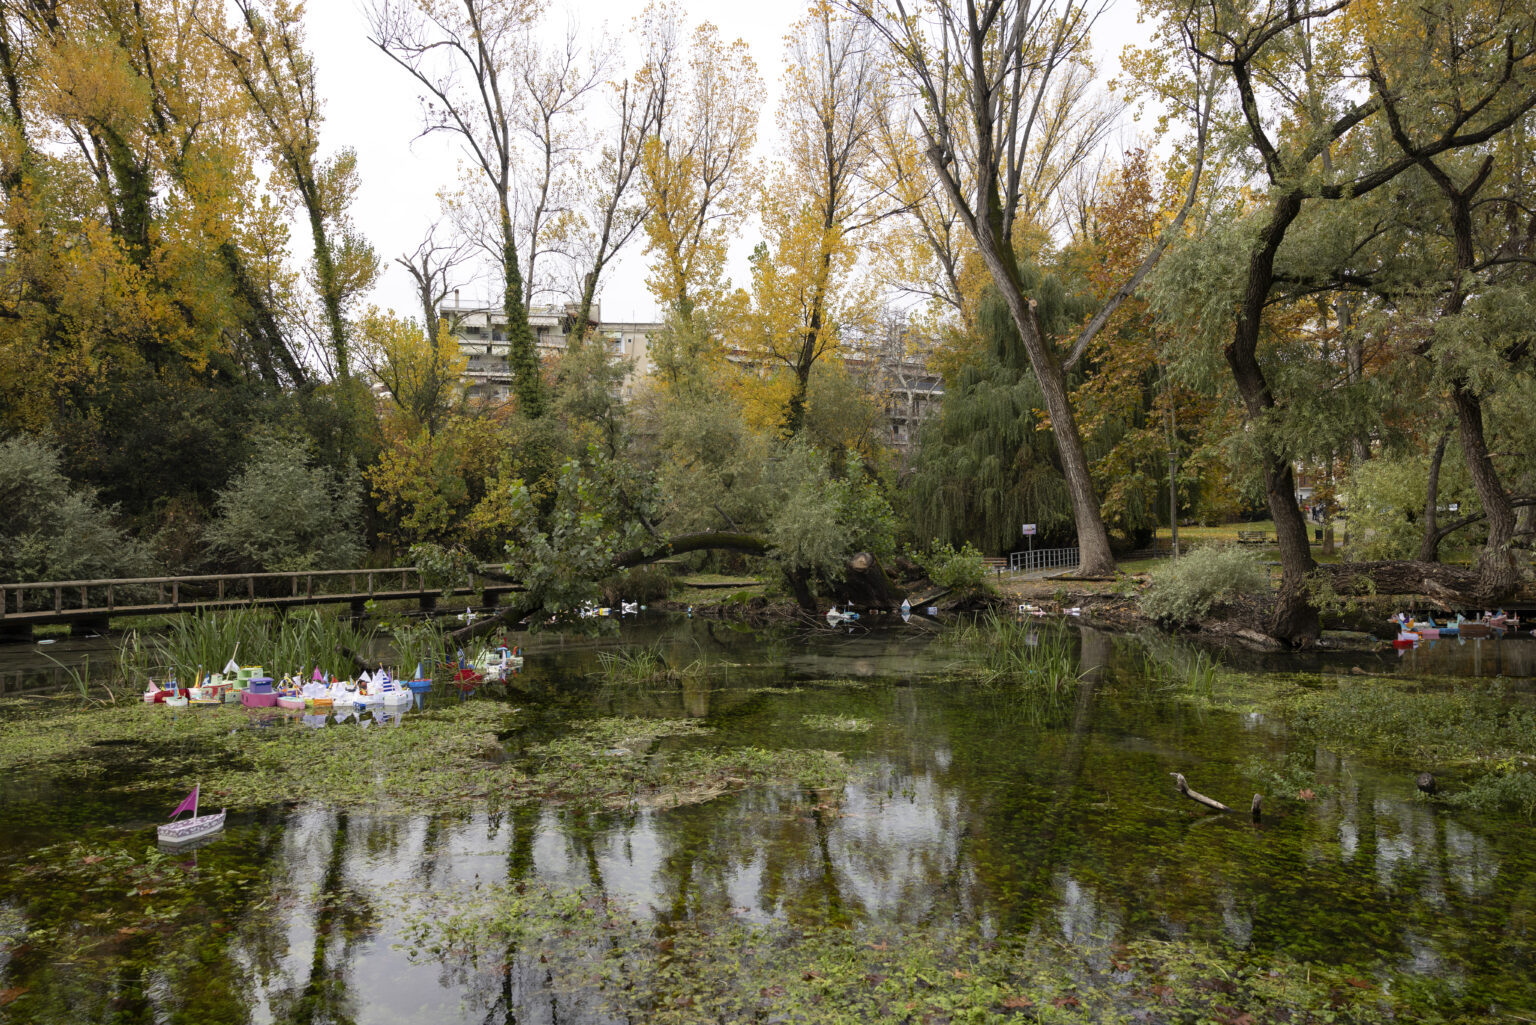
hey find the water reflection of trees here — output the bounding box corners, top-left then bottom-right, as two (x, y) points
(5, 630), (1535, 1021)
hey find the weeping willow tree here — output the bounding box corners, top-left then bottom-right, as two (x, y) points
(908, 280), (1105, 555)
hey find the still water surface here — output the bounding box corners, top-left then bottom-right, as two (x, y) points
(0, 621), (1532, 1022)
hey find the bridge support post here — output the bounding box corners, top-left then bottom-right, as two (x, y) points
(0, 621), (33, 645)
(418, 594), (437, 613)
(349, 599), (367, 624)
(70, 615), (111, 638)
(480, 591), (501, 609)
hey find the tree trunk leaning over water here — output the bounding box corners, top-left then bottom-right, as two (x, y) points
(1227, 193), (1319, 645)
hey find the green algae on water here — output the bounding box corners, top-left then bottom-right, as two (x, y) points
(0, 703), (856, 812)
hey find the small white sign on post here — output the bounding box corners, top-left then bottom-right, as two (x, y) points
(1021, 524), (1037, 536)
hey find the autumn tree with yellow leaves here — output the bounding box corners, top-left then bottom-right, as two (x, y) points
(735, 2), (888, 438)
(638, 4), (762, 326)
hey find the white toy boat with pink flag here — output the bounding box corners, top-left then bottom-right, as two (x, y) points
(156, 785), (225, 845)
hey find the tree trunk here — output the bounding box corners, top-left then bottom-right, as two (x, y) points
(1321, 559), (1481, 603)
(1338, 296), (1371, 465)
(980, 262), (1115, 576)
(1226, 191), (1319, 644)
(835, 552), (903, 609)
(1166, 386), (1179, 560)
(1451, 383), (1519, 601)
(500, 197), (545, 418)
(1322, 452), (1336, 555)
(305, 197), (350, 379)
(787, 570), (817, 613)
(784, 242), (835, 439)
(1418, 430), (1450, 563)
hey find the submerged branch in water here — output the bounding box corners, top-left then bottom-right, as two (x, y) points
(1171, 772), (1233, 813)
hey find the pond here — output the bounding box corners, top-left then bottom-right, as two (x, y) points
(0, 619), (1532, 1023)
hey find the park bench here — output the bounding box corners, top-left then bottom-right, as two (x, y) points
(1236, 530), (1271, 544)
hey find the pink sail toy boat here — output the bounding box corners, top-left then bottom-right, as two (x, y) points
(156, 785), (225, 845)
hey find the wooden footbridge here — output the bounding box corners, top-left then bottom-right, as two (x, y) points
(0, 567), (521, 642)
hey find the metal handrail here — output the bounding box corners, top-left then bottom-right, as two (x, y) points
(1007, 547), (1082, 573)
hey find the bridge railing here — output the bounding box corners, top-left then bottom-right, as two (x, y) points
(0, 567), (495, 620)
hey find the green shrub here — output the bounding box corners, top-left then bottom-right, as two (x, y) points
(1138, 544), (1269, 623)
(0, 435), (153, 582)
(911, 539), (991, 597)
(202, 431), (364, 572)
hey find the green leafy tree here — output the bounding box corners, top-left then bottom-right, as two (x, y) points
(204, 432), (364, 572)
(1348, 444), (1481, 561)
(906, 284), (1090, 555)
(499, 447), (656, 618)
(0, 436), (153, 582)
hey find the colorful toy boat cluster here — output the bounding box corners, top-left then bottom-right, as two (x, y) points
(1389, 610), (1526, 646)
(146, 646), (525, 712)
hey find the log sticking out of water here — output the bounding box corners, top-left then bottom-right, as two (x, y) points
(1171, 772), (1233, 813)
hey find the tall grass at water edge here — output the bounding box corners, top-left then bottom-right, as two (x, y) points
(947, 610), (1081, 692)
(388, 618), (451, 679)
(120, 608), (378, 683)
(1138, 646), (1223, 700)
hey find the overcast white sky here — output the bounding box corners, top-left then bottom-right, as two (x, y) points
(304, 0), (1153, 325)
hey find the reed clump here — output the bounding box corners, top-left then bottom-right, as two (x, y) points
(947, 610), (1080, 692)
(121, 608), (378, 682)
(388, 618), (452, 679)
(594, 644), (706, 686)
(1139, 647), (1223, 700)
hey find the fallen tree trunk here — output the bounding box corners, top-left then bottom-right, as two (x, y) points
(448, 534), (915, 643)
(1319, 560), (1498, 605)
(611, 531), (770, 568)
(450, 598), (540, 646)
(1171, 772), (1232, 813)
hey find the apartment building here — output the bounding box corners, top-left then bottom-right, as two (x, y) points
(443, 301), (944, 452)
(444, 301), (659, 404)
